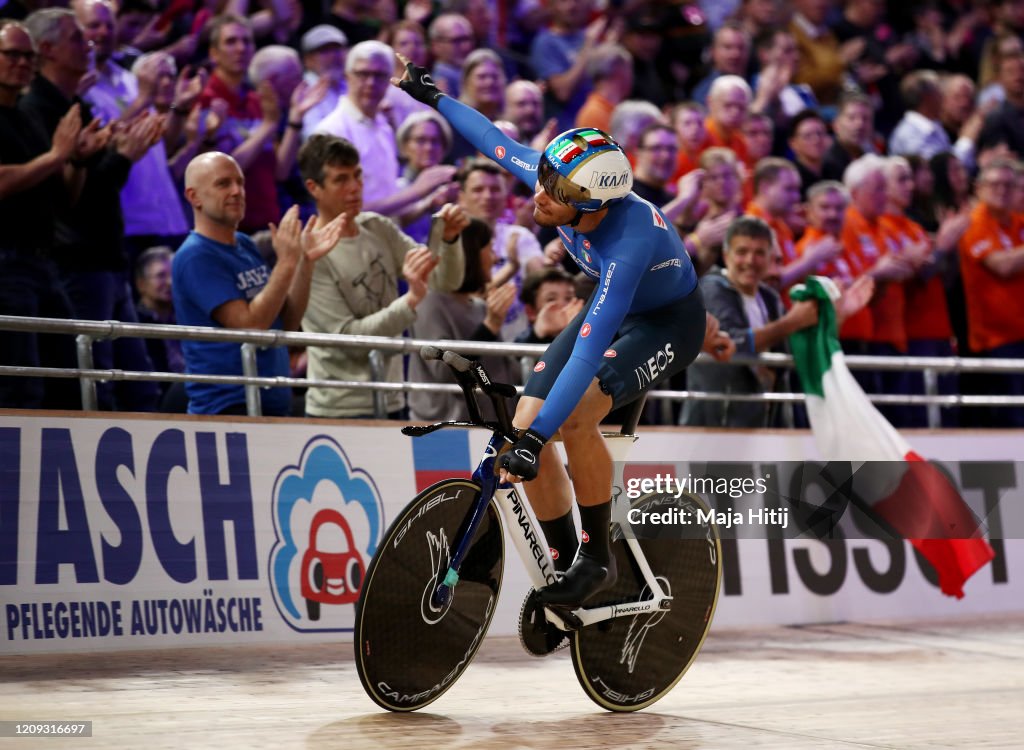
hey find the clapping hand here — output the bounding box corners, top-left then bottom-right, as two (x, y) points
(51, 104), (83, 162)
(113, 111), (163, 161)
(413, 164), (458, 197)
(300, 211), (349, 262)
(172, 65), (207, 113)
(903, 240), (933, 269)
(874, 253), (915, 282)
(935, 209), (970, 253)
(542, 237), (567, 267)
(74, 118), (113, 161)
(269, 205), (304, 265)
(805, 235), (843, 269)
(529, 118), (559, 153)
(402, 246), (440, 307)
(534, 296), (584, 339)
(288, 78), (330, 122)
(436, 202), (471, 242)
(676, 168), (706, 219)
(257, 81), (281, 124)
(835, 275), (875, 325)
(694, 210), (737, 250)
(484, 282), (517, 334)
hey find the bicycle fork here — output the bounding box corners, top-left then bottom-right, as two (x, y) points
(429, 434), (511, 609)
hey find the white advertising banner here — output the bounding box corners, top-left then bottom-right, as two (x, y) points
(1, 414), (1021, 654)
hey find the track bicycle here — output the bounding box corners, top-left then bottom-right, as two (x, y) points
(354, 347), (722, 712)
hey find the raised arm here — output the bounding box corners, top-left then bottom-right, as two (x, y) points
(393, 54), (542, 189)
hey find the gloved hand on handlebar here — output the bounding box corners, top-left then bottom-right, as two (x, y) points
(498, 429), (547, 482)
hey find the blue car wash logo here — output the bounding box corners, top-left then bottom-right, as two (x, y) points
(268, 436), (384, 632)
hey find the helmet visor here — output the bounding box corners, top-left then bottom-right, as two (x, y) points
(538, 157), (591, 207)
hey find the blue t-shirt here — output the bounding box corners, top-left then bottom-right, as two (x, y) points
(172, 231), (291, 415)
(437, 97), (699, 438)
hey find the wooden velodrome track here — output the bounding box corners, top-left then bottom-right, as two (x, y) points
(1, 614), (1022, 749)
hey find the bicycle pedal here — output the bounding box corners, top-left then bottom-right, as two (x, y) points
(518, 590), (569, 657)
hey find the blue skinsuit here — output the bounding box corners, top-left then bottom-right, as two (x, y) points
(437, 96), (701, 438)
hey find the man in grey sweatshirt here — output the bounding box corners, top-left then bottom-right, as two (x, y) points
(297, 134), (468, 418)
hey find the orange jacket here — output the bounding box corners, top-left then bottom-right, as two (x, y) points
(958, 203), (1024, 351)
(840, 205), (907, 350)
(880, 213), (952, 342)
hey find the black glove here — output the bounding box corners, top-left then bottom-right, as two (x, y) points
(399, 60), (445, 108)
(499, 429), (547, 482)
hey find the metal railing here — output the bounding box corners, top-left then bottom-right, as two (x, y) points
(2, 314), (1024, 426)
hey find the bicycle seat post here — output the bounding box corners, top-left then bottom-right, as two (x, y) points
(618, 393), (647, 437)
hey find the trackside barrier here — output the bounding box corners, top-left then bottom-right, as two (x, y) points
(0, 412), (1021, 655)
(2, 315), (1024, 424)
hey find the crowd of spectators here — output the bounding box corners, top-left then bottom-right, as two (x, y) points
(3, 0), (1024, 428)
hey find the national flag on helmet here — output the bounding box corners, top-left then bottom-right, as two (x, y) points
(789, 277), (995, 599)
(554, 140), (583, 163)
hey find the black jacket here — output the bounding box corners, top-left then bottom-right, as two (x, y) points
(680, 267), (790, 428)
(18, 75), (133, 272)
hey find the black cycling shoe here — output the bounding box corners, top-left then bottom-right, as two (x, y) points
(534, 552), (618, 607)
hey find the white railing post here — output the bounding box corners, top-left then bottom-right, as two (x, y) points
(367, 349), (387, 419)
(239, 343), (262, 417)
(75, 334), (98, 411)
(924, 367), (941, 429)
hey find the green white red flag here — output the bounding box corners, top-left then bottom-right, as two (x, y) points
(789, 277), (995, 598)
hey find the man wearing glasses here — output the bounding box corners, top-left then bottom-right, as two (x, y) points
(427, 13), (475, 98)
(314, 40), (455, 219)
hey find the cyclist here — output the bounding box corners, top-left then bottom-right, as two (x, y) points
(395, 55), (717, 609)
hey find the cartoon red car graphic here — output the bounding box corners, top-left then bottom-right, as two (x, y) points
(300, 509), (366, 620)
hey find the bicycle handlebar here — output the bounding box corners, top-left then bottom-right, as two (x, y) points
(413, 346), (645, 438)
(420, 345), (444, 362)
(416, 346), (517, 439)
(441, 350), (472, 372)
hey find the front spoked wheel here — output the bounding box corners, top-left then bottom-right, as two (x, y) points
(571, 492), (722, 711)
(354, 479), (504, 711)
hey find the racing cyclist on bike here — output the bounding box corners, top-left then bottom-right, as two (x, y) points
(394, 55), (716, 611)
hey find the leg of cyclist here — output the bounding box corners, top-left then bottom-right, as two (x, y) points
(509, 379), (619, 604)
(511, 395), (577, 572)
(533, 378), (618, 606)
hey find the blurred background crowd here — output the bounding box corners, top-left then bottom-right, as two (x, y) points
(2, 0), (1024, 428)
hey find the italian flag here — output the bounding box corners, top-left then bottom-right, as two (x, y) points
(554, 130), (609, 163)
(554, 141), (582, 163)
(579, 129), (609, 147)
(789, 277), (995, 598)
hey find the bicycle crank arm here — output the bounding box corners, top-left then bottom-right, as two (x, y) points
(543, 605), (583, 632)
